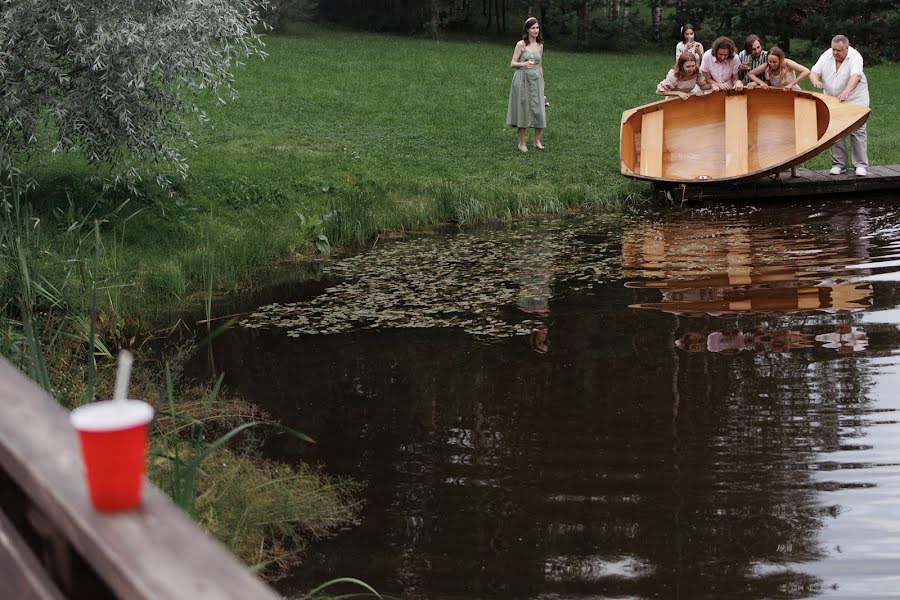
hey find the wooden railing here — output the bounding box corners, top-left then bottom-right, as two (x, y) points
(0, 358), (281, 599)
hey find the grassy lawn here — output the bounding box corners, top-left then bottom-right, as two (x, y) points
(14, 23), (900, 324)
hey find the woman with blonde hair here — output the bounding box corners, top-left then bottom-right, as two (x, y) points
(747, 47), (810, 91)
(748, 48), (811, 179)
(656, 52), (710, 100)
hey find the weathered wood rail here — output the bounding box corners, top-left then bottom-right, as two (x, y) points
(655, 164), (900, 202)
(0, 358), (281, 599)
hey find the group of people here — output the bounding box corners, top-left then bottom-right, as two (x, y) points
(658, 26), (870, 176)
(657, 27), (814, 97)
(676, 324), (868, 354)
(504, 16), (871, 177)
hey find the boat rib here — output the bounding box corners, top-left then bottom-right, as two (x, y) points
(620, 89), (870, 183)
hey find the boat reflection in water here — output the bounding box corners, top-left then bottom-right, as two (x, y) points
(622, 213), (874, 353)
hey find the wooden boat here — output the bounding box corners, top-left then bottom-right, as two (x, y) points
(619, 88), (870, 183)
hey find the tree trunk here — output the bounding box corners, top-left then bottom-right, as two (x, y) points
(623, 0), (630, 18)
(428, 0), (440, 34)
(652, 0), (663, 41)
(577, 0), (587, 44)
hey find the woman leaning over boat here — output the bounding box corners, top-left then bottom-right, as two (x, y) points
(656, 52), (711, 100)
(747, 47), (810, 91)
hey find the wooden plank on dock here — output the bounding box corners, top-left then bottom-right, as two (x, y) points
(873, 164), (900, 177)
(0, 358), (281, 600)
(725, 95), (749, 177)
(640, 110), (664, 178)
(0, 509), (66, 600)
(655, 164), (900, 202)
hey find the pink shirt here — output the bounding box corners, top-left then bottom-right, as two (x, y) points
(700, 49), (741, 86)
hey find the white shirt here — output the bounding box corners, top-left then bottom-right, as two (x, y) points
(676, 41), (702, 62)
(812, 46), (869, 106)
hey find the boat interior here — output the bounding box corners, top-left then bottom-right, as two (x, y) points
(620, 90), (832, 182)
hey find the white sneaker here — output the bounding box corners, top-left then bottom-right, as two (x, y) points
(855, 166), (867, 176)
(829, 166), (845, 175)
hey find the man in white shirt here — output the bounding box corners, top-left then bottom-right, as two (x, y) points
(810, 35), (870, 176)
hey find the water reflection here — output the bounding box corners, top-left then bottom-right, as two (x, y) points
(676, 328), (819, 353)
(194, 199), (900, 599)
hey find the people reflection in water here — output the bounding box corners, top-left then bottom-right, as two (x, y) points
(753, 328), (816, 352)
(516, 273), (552, 353)
(518, 286), (550, 354)
(676, 327), (817, 353)
(530, 324), (550, 353)
(815, 323), (868, 353)
(705, 329), (750, 353)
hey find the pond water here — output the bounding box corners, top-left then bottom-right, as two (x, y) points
(197, 197), (900, 600)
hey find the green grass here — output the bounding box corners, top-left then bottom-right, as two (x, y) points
(13, 23), (900, 326)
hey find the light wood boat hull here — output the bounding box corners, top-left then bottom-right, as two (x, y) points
(620, 89), (870, 183)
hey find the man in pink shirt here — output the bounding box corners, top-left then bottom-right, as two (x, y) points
(700, 37), (743, 91)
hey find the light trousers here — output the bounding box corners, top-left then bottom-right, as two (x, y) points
(831, 122), (868, 169)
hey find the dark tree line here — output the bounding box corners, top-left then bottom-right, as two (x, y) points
(278, 0), (900, 61)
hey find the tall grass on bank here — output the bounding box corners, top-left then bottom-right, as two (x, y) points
(1, 197), (361, 578)
(13, 23), (900, 324)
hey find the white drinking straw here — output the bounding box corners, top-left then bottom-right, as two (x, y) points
(113, 350), (134, 402)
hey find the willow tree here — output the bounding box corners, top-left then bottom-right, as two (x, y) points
(0, 0), (269, 193)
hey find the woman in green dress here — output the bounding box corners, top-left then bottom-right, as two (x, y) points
(506, 17), (546, 153)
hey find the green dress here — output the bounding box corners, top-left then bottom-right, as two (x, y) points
(506, 48), (546, 129)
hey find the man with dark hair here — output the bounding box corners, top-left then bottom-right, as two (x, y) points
(810, 34), (870, 176)
(738, 34), (767, 85)
(700, 36), (743, 91)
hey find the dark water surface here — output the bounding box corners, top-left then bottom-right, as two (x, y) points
(197, 198), (900, 599)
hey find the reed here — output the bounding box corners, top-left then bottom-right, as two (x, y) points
(1, 199), (362, 579)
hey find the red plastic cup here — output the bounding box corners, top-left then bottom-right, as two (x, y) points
(70, 400), (155, 512)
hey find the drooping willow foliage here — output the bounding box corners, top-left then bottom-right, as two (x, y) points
(0, 0), (269, 194)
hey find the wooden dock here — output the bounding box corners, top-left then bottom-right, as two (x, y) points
(655, 164), (900, 202)
(0, 358), (281, 600)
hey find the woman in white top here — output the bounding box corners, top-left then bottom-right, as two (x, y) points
(657, 52), (710, 100)
(675, 23), (703, 61)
